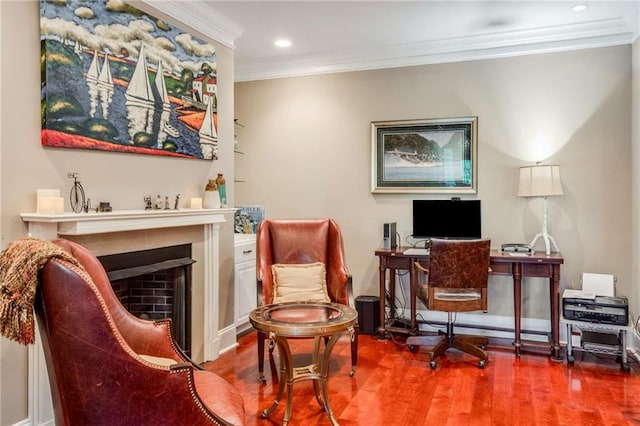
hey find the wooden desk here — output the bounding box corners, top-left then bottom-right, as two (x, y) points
(374, 247), (564, 360)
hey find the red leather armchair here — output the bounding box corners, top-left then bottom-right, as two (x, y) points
(256, 219), (358, 382)
(35, 239), (246, 425)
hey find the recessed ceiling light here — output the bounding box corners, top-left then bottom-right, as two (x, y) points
(572, 4), (588, 12)
(274, 39), (292, 48)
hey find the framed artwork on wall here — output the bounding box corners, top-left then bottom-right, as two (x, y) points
(40, 0), (219, 160)
(371, 117), (478, 194)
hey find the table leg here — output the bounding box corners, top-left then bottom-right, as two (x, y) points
(281, 337), (296, 426)
(409, 260), (417, 333)
(566, 323), (574, 364)
(312, 336), (323, 406)
(389, 268), (396, 321)
(621, 329), (630, 371)
(550, 265), (563, 361)
(261, 336), (292, 423)
(378, 263), (387, 339)
(512, 263), (522, 356)
(318, 330), (351, 426)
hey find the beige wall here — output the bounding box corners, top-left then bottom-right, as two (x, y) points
(236, 46), (632, 320)
(0, 1), (236, 424)
(1, 1), (636, 423)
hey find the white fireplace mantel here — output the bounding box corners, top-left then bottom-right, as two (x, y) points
(21, 208), (233, 425)
(21, 208), (233, 239)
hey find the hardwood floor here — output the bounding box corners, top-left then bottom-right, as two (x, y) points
(203, 331), (640, 425)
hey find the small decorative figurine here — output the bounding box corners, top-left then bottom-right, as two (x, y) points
(174, 194), (180, 210)
(144, 196), (153, 210)
(155, 195), (162, 210)
(67, 172), (86, 214)
(98, 202), (112, 212)
(164, 196), (170, 210)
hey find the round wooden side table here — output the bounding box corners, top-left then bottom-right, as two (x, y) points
(249, 301), (358, 426)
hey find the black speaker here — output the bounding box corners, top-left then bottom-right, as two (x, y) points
(355, 295), (380, 335)
(383, 222), (397, 249)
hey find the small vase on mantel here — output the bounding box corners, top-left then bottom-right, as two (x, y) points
(203, 180), (221, 209)
(215, 173), (226, 207)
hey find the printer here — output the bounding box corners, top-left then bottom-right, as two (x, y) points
(562, 273), (628, 326)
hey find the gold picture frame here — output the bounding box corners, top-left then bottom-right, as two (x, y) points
(371, 117), (478, 194)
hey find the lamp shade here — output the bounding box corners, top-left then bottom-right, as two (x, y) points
(517, 164), (563, 197)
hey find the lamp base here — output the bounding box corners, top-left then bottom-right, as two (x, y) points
(529, 196), (560, 255)
(530, 232), (560, 256)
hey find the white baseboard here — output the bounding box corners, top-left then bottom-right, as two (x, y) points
(9, 418), (51, 426)
(217, 323), (239, 355)
(235, 320), (253, 335)
(400, 308), (551, 342)
(403, 308), (640, 357)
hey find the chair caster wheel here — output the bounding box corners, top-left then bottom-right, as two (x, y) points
(429, 361), (437, 369)
(567, 355), (575, 364)
(478, 360), (486, 369)
(409, 345), (417, 352)
(622, 363), (630, 372)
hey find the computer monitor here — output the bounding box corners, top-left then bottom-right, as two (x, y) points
(412, 199), (481, 239)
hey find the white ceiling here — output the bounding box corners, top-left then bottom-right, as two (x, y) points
(150, 1), (640, 81)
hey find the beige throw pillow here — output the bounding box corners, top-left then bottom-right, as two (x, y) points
(272, 262), (330, 304)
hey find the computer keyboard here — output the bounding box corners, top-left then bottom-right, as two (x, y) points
(402, 248), (430, 256)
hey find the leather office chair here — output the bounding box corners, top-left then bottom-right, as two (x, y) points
(256, 218), (357, 382)
(405, 238), (491, 369)
(35, 239), (246, 425)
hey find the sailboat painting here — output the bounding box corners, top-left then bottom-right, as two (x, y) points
(40, 0), (219, 160)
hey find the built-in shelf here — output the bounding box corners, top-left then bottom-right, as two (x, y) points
(234, 119), (246, 182)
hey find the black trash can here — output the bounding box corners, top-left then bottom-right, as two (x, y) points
(355, 295), (380, 335)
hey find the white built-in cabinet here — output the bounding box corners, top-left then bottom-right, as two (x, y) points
(234, 233), (257, 334)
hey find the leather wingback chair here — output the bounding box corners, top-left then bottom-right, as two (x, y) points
(405, 238), (491, 369)
(35, 239), (246, 425)
(256, 218), (357, 381)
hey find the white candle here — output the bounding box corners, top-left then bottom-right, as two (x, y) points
(39, 197), (64, 214)
(190, 197), (203, 209)
(37, 189), (60, 199)
(36, 189), (61, 214)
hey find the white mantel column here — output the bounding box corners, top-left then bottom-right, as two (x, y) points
(203, 221), (221, 361)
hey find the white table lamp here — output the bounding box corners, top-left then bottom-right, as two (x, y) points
(518, 164), (563, 255)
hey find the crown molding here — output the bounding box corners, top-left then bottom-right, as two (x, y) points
(136, 0), (244, 49)
(235, 18), (634, 82)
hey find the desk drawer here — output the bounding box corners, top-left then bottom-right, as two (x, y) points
(382, 255), (411, 270)
(489, 262), (512, 275)
(489, 261), (553, 278)
(522, 263), (552, 278)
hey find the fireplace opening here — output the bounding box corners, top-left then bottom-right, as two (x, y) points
(98, 244), (195, 356)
